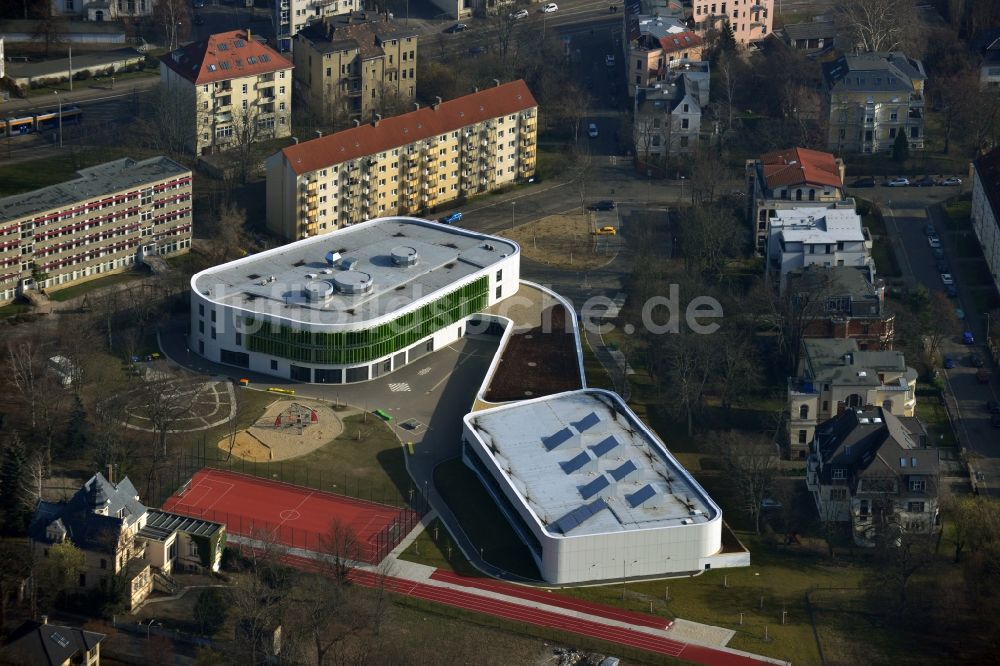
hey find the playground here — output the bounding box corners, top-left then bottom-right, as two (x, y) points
(218, 399), (344, 462)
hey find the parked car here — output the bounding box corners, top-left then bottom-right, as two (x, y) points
(956, 308), (965, 320)
(944, 355), (956, 369)
(939, 176), (962, 186)
(588, 200), (616, 211)
(192, 0), (205, 6)
(761, 498), (783, 510)
(933, 247), (946, 259)
(605, 54), (615, 66)
(541, 2), (559, 12)
(963, 330), (975, 344)
(593, 226), (617, 235)
(445, 23), (468, 33)
(850, 176), (876, 188)
(970, 352), (984, 367)
(928, 236), (942, 248)
(987, 400), (1000, 414)
(886, 177), (910, 187)
(439, 212), (463, 224)
(940, 273), (954, 285)
(914, 176), (936, 187)
(587, 122), (599, 138)
(946, 284), (958, 298)
(510, 8), (529, 19)
(924, 224), (936, 236)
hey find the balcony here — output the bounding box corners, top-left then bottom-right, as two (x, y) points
(909, 94), (924, 108)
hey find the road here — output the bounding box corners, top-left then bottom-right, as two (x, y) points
(848, 181), (1000, 496)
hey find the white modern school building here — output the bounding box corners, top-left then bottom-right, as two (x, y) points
(190, 216), (519, 383)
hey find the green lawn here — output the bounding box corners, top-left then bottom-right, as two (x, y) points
(944, 199), (971, 229)
(398, 517), (479, 576)
(193, 409), (412, 508)
(917, 396), (957, 447)
(0, 302), (32, 317)
(46, 269), (144, 302)
(433, 458), (541, 580)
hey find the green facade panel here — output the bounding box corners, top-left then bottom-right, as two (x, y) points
(246, 276), (489, 365)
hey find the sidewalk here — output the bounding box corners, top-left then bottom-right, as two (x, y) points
(1, 74), (160, 113)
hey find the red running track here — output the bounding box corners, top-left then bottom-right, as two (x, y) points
(280, 553), (776, 666)
(162, 469), (407, 563)
(431, 569), (670, 630)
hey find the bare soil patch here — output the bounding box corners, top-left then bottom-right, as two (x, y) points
(504, 212), (613, 270)
(218, 399), (344, 462)
(484, 305), (583, 402)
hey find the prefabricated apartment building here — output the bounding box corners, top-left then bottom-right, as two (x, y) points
(190, 215), (519, 383)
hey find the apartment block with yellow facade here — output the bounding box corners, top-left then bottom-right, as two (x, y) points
(823, 52), (927, 155)
(293, 13), (418, 123)
(265, 80), (538, 241)
(159, 30), (293, 156)
(690, 0), (773, 46)
(0, 156), (192, 306)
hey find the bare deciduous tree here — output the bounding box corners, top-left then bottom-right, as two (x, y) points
(715, 431), (778, 535)
(835, 0), (924, 55)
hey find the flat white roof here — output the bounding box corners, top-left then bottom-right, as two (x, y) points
(772, 207), (865, 244)
(465, 390), (718, 538)
(192, 216), (518, 327)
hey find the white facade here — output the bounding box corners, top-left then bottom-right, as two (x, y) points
(191, 216), (520, 384)
(767, 207), (873, 291)
(51, 0), (153, 20)
(971, 156), (1000, 298)
(462, 390), (747, 585)
(274, 0), (361, 51)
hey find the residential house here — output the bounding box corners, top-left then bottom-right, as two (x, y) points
(806, 407), (939, 546)
(292, 13), (417, 123)
(786, 265), (896, 350)
(51, 0), (152, 22)
(690, 0), (774, 47)
(978, 34), (1000, 89)
(159, 30), (293, 156)
(633, 75), (702, 159)
(0, 156), (192, 306)
(788, 338), (917, 458)
(625, 12), (704, 97)
(766, 205), (873, 291)
(823, 52), (927, 154)
(779, 19), (838, 54)
(971, 147), (1000, 299)
(0, 618), (104, 666)
(265, 79), (538, 240)
(28, 470), (225, 609)
(274, 0), (362, 52)
(747, 146), (846, 255)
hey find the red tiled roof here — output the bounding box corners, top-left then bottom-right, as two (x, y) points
(974, 147), (1000, 223)
(760, 147), (843, 190)
(658, 31), (703, 53)
(282, 80), (538, 176)
(159, 30), (292, 85)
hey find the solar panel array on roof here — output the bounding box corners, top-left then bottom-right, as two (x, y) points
(590, 435), (620, 457)
(579, 475), (610, 500)
(609, 459), (638, 481)
(560, 451), (592, 475)
(543, 426), (575, 451)
(552, 498), (609, 534)
(573, 411), (602, 432)
(627, 484), (657, 508)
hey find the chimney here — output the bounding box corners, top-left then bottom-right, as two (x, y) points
(292, 136), (299, 144)
(247, 28), (251, 42)
(413, 102), (420, 110)
(105, 464), (114, 484)
(432, 96), (442, 110)
(373, 113), (381, 127)
(493, 78), (500, 87)
(41, 615), (48, 625)
(473, 86), (478, 93)
(353, 119), (360, 127)
(315, 129), (323, 138)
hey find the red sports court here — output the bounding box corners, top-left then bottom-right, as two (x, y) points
(162, 469), (413, 563)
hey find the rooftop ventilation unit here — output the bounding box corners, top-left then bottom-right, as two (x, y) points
(341, 257), (359, 270)
(305, 273), (317, 279)
(325, 251), (342, 266)
(304, 280), (334, 303)
(390, 245), (418, 267)
(333, 270), (373, 295)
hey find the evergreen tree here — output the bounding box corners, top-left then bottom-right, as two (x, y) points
(893, 131), (910, 163)
(718, 22), (737, 55)
(65, 395), (90, 454)
(0, 434), (29, 534)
